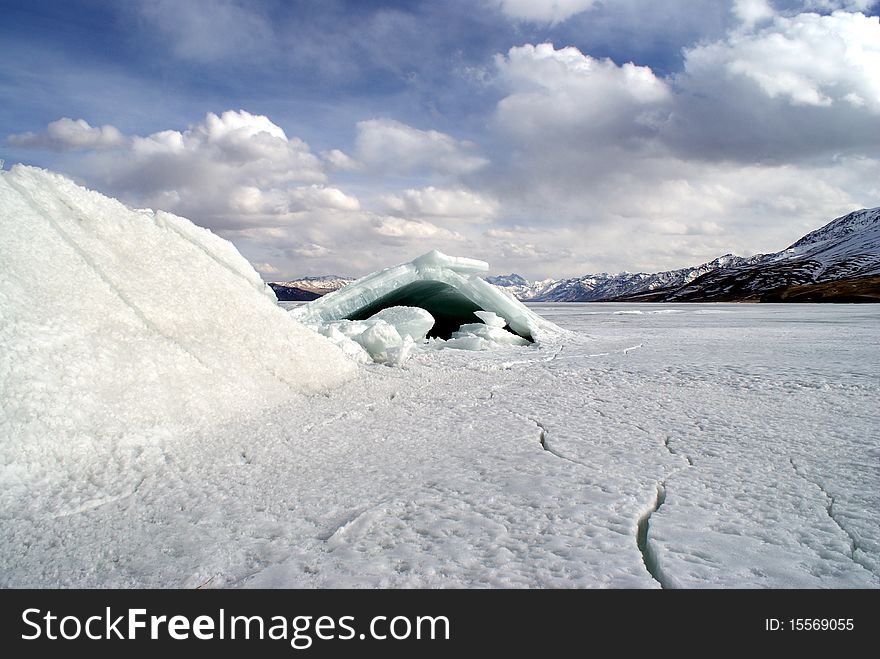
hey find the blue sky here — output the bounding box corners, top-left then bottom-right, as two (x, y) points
(2, 0), (879, 279)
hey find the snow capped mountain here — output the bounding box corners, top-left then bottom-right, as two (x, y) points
(667, 207), (880, 302)
(484, 274), (558, 300)
(488, 254), (760, 302)
(269, 275), (355, 301)
(273, 276), (355, 295)
(278, 207), (879, 304)
(488, 207), (880, 303)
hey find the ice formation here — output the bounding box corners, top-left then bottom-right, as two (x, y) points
(292, 249), (560, 362)
(0, 165), (355, 468)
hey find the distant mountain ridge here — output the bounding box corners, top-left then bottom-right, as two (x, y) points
(488, 253), (763, 302)
(488, 206), (880, 303)
(273, 207), (880, 303)
(269, 276), (355, 301)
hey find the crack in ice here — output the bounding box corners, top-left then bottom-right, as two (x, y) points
(529, 417), (585, 469)
(789, 457), (873, 575)
(636, 483), (671, 588)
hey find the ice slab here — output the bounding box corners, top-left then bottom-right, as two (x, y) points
(367, 306), (435, 341)
(292, 249), (560, 343)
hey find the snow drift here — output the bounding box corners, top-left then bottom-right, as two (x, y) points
(0, 165), (355, 470)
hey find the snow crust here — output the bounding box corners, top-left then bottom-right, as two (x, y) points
(7, 301), (876, 588)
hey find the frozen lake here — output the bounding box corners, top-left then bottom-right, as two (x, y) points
(523, 303), (879, 587)
(4, 302), (878, 588)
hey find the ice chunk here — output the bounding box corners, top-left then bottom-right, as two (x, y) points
(367, 306), (435, 341)
(0, 165), (355, 472)
(411, 249), (487, 274)
(440, 322), (531, 351)
(473, 310), (506, 328)
(312, 317), (417, 365)
(354, 320), (403, 362)
(443, 335), (488, 351)
(292, 249), (560, 342)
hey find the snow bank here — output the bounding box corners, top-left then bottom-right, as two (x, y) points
(0, 165), (355, 470)
(292, 249), (560, 362)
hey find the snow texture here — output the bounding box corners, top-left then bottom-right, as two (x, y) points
(0, 165), (355, 524)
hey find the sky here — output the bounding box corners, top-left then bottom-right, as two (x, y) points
(2, 0), (879, 279)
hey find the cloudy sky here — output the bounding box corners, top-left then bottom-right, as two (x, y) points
(3, 0), (879, 279)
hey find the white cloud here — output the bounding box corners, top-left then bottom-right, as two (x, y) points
(288, 185), (360, 212)
(495, 43), (671, 151)
(10, 2), (880, 282)
(252, 261), (280, 275)
(685, 10), (880, 111)
(484, 36), (879, 275)
(78, 110), (329, 228)
(382, 187), (498, 223)
(802, 1), (877, 10)
(8, 118), (127, 151)
(370, 216), (464, 241)
(321, 148), (362, 171)
(228, 184), (359, 215)
(139, 0), (274, 62)
(354, 118), (488, 176)
(732, 0), (775, 28)
(291, 243), (331, 258)
(488, 0), (597, 24)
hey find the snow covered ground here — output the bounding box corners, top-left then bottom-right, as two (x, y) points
(2, 165), (876, 589)
(4, 295), (877, 587)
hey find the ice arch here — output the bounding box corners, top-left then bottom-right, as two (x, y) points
(291, 250), (557, 341)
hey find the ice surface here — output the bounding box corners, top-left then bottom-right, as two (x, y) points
(6, 296), (876, 588)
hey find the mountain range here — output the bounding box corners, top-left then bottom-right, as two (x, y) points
(269, 276), (355, 301)
(271, 207), (880, 303)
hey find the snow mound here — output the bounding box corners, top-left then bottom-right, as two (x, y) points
(292, 249), (560, 362)
(0, 165), (355, 469)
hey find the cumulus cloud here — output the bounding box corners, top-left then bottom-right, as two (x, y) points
(321, 148), (362, 171)
(382, 187), (498, 223)
(484, 33), (879, 274)
(291, 243), (331, 258)
(8, 118), (127, 151)
(5, 109), (493, 278)
(353, 118), (488, 176)
(370, 215), (464, 241)
(686, 10), (880, 111)
(8, 2), (880, 280)
(488, 0), (597, 24)
(494, 43), (671, 161)
(74, 110), (331, 229)
(669, 9), (880, 161)
(732, 0), (775, 27)
(252, 261), (280, 275)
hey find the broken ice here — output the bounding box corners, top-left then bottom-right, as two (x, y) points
(292, 249), (561, 363)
